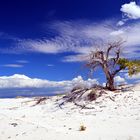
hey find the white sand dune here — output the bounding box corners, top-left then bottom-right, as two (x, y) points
(0, 84), (140, 140)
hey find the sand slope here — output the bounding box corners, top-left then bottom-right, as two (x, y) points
(0, 85), (140, 140)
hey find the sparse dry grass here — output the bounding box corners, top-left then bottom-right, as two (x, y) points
(79, 125), (86, 131)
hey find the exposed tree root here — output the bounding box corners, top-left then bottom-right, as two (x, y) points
(59, 85), (108, 109)
(32, 97), (47, 106)
(74, 102), (95, 109)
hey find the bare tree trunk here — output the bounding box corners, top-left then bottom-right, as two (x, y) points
(106, 76), (115, 91)
(103, 65), (115, 91)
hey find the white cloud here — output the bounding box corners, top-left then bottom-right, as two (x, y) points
(120, 23), (140, 58)
(110, 30), (124, 36)
(81, 20), (117, 41)
(2, 64), (23, 68)
(125, 73), (140, 80)
(18, 39), (64, 54)
(117, 21), (125, 26)
(120, 69), (128, 73)
(114, 76), (126, 85)
(16, 60), (29, 63)
(70, 76), (99, 88)
(1, 19), (140, 62)
(0, 2), (140, 62)
(0, 74), (98, 90)
(102, 82), (106, 87)
(14, 20), (140, 61)
(121, 2), (140, 20)
(15, 20), (118, 55)
(47, 64), (54, 67)
(62, 54), (89, 62)
(5, 4), (137, 58)
(109, 22), (140, 58)
(14, 20), (122, 63)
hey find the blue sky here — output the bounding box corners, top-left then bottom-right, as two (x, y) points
(0, 0), (140, 97)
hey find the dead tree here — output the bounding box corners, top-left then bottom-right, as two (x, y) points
(86, 40), (125, 91)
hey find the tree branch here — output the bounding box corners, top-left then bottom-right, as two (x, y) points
(106, 39), (125, 61)
(112, 66), (123, 76)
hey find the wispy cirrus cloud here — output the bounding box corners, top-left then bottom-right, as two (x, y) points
(8, 19), (139, 61)
(2, 64), (24, 68)
(0, 19), (139, 61)
(1, 2), (140, 62)
(16, 20), (119, 55)
(16, 60), (29, 64)
(0, 32), (20, 41)
(1, 60), (28, 68)
(47, 64), (54, 67)
(112, 23), (140, 58)
(62, 54), (89, 62)
(16, 21), (99, 54)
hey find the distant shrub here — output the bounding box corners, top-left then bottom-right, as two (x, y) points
(79, 125), (86, 131)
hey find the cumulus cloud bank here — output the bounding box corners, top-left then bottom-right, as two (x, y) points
(125, 73), (140, 80)
(0, 74), (98, 90)
(114, 76), (126, 85)
(118, 1), (140, 25)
